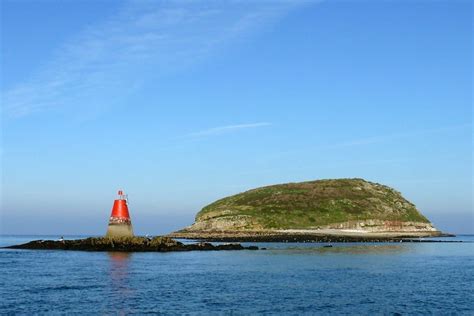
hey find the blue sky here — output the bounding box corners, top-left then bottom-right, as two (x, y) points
(1, 0), (472, 235)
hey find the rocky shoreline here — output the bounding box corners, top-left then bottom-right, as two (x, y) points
(169, 231), (456, 243)
(3, 236), (259, 252)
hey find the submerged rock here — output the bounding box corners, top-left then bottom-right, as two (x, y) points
(4, 236), (258, 252)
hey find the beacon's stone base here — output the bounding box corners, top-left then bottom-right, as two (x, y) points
(106, 224), (134, 238)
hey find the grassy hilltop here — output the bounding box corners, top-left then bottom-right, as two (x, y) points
(194, 178), (430, 230)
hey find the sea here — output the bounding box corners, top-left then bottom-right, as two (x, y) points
(1, 235), (473, 315)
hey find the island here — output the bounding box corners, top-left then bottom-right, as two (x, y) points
(169, 178), (450, 242)
(5, 236), (258, 252)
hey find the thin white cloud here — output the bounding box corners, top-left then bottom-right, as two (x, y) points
(187, 122), (271, 137)
(2, 1), (309, 119)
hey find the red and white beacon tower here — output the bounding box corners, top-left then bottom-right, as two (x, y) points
(106, 190), (134, 238)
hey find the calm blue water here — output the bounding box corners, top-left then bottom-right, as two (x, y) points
(1, 235), (473, 315)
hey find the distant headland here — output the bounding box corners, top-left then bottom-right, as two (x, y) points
(169, 178), (451, 242)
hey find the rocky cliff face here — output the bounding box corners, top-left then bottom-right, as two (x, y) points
(173, 179), (440, 238)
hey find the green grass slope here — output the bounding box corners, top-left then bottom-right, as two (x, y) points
(195, 178), (430, 230)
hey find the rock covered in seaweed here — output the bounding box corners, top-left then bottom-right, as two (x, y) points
(5, 236), (258, 252)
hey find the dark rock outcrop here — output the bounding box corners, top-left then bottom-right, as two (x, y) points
(4, 236), (259, 252)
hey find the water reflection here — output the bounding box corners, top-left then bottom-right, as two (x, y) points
(272, 244), (409, 255)
(109, 251), (131, 270)
(107, 252), (133, 314)
(108, 251), (132, 285)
